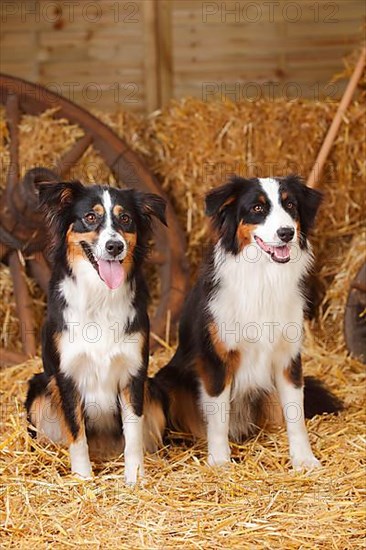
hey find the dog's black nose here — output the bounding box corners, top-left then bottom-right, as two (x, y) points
(105, 240), (124, 257)
(277, 227), (295, 243)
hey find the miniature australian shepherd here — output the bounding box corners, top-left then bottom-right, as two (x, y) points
(26, 172), (167, 483)
(146, 175), (342, 470)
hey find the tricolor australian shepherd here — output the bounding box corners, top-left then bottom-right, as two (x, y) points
(146, 175), (342, 469)
(26, 173), (166, 483)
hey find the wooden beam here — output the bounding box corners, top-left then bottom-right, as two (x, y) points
(155, 0), (173, 107)
(142, 0), (159, 112)
(8, 251), (36, 358)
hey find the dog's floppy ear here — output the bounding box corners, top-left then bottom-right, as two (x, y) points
(284, 175), (322, 235)
(37, 180), (85, 211)
(36, 181), (85, 236)
(205, 177), (244, 217)
(300, 184), (323, 232)
(136, 192), (167, 227)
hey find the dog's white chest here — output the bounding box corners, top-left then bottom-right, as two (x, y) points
(58, 274), (142, 413)
(209, 247), (308, 394)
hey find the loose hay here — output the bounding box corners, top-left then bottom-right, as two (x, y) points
(1, 89), (365, 548)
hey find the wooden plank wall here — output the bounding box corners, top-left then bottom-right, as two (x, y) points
(172, 0), (365, 102)
(1, 1), (150, 112)
(1, 1), (364, 113)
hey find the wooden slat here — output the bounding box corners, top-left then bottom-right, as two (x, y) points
(28, 254), (51, 294)
(8, 251), (36, 358)
(142, 0), (159, 112)
(0, 348), (29, 367)
(55, 134), (93, 177)
(173, 0), (363, 24)
(5, 93), (20, 198)
(1, 0), (364, 112)
(155, 0), (173, 107)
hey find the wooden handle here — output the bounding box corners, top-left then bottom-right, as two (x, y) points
(307, 47), (366, 188)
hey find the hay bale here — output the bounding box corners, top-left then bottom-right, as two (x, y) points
(0, 89), (365, 547)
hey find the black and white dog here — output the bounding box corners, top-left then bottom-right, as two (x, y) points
(146, 175), (342, 469)
(26, 174), (166, 482)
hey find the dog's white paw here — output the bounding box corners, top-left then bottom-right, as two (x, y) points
(124, 460), (144, 486)
(291, 454), (321, 471)
(208, 444), (231, 467)
(72, 469), (93, 481)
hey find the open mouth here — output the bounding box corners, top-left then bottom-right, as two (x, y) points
(254, 236), (291, 264)
(80, 241), (125, 289)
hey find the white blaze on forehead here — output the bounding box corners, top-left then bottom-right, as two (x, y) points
(95, 189), (126, 259)
(258, 178), (280, 206)
(102, 189), (113, 233)
(256, 178), (296, 244)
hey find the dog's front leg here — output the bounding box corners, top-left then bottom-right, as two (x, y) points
(120, 380), (145, 485)
(274, 354), (321, 471)
(201, 383), (231, 467)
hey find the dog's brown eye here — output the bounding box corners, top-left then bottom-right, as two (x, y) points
(252, 204), (264, 213)
(119, 213), (131, 225)
(287, 202), (294, 209)
(85, 212), (97, 224)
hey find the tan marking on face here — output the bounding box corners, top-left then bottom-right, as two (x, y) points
(66, 226), (97, 268)
(113, 205), (124, 217)
(296, 219), (301, 240)
(236, 222), (256, 250)
(208, 322), (241, 384)
(281, 191), (288, 201)
(92, 204), (104, 216)
(258, 194), (266, 204)
(120, 231), (137, 276)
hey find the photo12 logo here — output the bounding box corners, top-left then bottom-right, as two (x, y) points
(201, 2), (339, 24)
(1, 2), (140, 24)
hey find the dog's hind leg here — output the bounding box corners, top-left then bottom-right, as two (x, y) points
(51, 374), (92, 479)
(26, 373), (65, 444)
(26, 373), (92, 478)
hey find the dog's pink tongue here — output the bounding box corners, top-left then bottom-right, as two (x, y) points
(97, 260), (125, 289)
(272, 245), (290, 261)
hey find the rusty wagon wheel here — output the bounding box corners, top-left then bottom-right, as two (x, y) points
(0, 74), (189, 365)
(344, 261), (366, 364)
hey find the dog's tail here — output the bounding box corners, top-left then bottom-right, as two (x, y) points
(143, 376), (168, 453)
(303, 376), (343, 418)
(143, 362), (207, 452)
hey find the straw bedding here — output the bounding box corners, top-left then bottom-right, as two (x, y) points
(1, 88), (365, 548)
